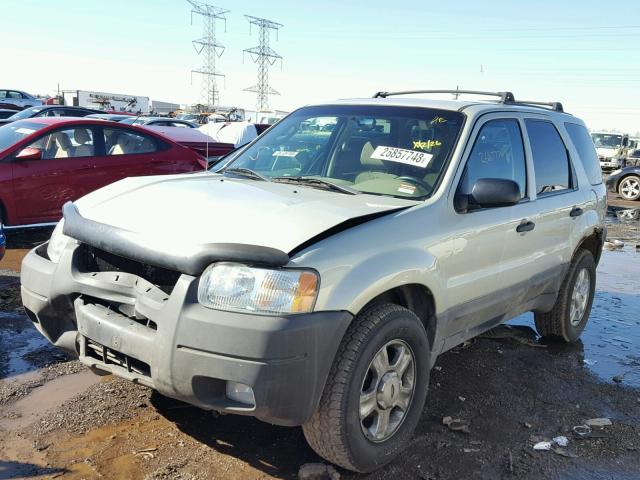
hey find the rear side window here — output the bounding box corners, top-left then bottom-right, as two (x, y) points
(104, 128), (158, 155)
(525, 120), (572, 195)
(564, 123), (602, 186)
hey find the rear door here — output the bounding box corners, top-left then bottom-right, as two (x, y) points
(10, 126), (98, 224)
(501, 115), (588, 310)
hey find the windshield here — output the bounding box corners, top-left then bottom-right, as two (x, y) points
(8, 106), (45, 121)
(0, 121), (46, 151)
(222, 105), (464, 199)
(591, 133), (623, 149)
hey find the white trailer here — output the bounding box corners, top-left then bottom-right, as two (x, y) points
(62, 90), (150, 114)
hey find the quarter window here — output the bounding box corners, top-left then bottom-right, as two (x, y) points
(525, 120), (572, 195)
(104, 128), (158, 155)
(459, 119), (527, 200)
(564, 123), (602, 186)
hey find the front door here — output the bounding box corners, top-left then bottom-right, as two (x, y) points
(10, 126), (98, 224)
(439, 114), (530, 348)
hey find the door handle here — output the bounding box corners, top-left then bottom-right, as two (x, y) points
(570, 207), (584, 217)
(516, 221), (535, 233)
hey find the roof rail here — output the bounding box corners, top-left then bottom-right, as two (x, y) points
(373, 90), (516, 103)
(512, 100), (564, 112)
(372, 90), (566, 113)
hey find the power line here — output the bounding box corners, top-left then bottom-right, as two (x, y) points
(243, 15), (283, 112)
(188, 0), (228, 109)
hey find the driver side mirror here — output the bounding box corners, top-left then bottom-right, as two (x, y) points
(455, 178), (521, 212)
(16, 147), (42, 161)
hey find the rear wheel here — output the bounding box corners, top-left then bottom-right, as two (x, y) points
(303, 303), (430, 472)
(618, 175), (640, 201)
(534, 249), (596, 342)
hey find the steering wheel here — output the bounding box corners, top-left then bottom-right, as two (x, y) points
(396, 176), (432, 192)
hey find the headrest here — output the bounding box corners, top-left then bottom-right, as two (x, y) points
(74, 128), (91, 144)
(360, 141), (383, 167)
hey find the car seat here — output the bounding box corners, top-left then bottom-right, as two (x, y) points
(52, 132), (73, 158)
(73, 129), (94, 156)
(110, 134), (133, 155)
(354, 141), (397, 184)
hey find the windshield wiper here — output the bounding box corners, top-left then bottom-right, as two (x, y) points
(273, 176), (359, 195)
(224, 167), (270, 181)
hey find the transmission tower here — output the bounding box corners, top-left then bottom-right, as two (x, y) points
(188, 0), (228, 109)
(243, 15), (283, 111)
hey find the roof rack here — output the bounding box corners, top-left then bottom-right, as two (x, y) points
(513, 100), (564, 112)
(372, 90), (564, 112)
(373, 90), (515, 103)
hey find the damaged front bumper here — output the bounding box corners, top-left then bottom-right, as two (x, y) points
(20, 242), (351, 426)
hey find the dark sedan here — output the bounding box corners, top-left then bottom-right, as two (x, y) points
(120, 116), (198, 128)
(607, 163), (640, 201)
(0, 105), (101, 126)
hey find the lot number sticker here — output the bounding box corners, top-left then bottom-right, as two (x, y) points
(370, 146), (433, 168)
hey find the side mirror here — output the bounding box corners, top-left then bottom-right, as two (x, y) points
(456, 178), (521, 211)
(16, 147), (42, 161)
(470, 178), (521, 208)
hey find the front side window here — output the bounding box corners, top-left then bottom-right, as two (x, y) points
(104, 128), (157, 155)
(565, 123), (602, 186)
(525, 120), (572, 195)
(222, 105), (464, 199)
(458, 119), (527, 200)
(27, 127), (95, 159)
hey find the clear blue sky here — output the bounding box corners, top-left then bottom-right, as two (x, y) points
(2, 0), (638, 132)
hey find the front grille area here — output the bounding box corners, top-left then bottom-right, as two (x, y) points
(85, 337), (151, 377)
(76, 244), (181, 294)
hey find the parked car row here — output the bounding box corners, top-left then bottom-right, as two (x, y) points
(0, 118), (213, 227)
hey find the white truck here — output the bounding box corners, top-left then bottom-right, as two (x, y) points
(62, 90), (150, 114)
(590, 131), (629, 171)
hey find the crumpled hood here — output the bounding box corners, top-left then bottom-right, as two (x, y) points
(74, 173), (417, 254)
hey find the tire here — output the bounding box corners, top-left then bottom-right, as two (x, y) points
(618, 175), (640, 201)
(534, 249), (596, 342)
(302, 303), (430, 472)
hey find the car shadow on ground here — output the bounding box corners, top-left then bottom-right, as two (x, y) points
(151, 330), (640, 480)
(0, 460), (66, 480)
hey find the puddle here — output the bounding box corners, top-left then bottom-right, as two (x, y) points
(512, 246), (640, 388)
(0, 370), (98, 432)
(0, 311), (56, 379)
(606, 206), (640, 225)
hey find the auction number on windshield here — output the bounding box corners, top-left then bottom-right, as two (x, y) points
(370, 146), (433, 168)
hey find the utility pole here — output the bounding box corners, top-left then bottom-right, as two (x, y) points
(188, 0), (228, 109)
(243, 15), (283, 112)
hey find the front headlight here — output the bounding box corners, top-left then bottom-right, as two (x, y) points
(46, 220), (70, 263)
(610, 169), (622, 176)
(198, 263), (319, 314)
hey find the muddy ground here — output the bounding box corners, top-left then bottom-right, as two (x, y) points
(0, 193), (639, 480)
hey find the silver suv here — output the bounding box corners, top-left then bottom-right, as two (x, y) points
(21, 90), (606, 472)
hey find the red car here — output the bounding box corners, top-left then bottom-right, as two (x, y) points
(0, 117), (216, 227)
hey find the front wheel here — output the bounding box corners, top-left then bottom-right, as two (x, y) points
(619, 175), (640, 201)
(303, 303), (430, 472)
(535, 249), (596, 342)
